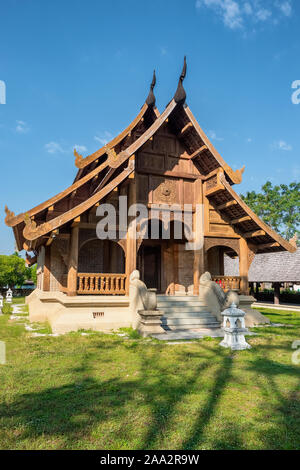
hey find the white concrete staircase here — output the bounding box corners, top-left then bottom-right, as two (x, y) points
(157, 295), (221, 331)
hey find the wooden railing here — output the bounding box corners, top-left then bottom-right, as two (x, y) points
(212, 276), (241, 292)
(77, 273), (127, 295)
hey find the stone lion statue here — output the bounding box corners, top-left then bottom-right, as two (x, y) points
(129, 270), (157, 328)
(199, 272), (239, 322)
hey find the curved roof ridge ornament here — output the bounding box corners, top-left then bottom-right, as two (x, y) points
(146, 70), (156, 107)
(174, 56), (187, 105)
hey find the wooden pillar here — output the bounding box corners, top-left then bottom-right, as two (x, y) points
(125, 177), (136, 294)
(67, 224), (79, 296)
(173, 243), (179, 294)
(193, 179), (205, 295)
(274, 282), (280, 305)
(193, 248), (205, 295)
(239, 237), (249, 295)
(43, 245), (51, 292)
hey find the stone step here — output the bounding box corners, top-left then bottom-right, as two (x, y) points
(157, 296), (198, 301)
(162, 311), (213, 318)
(158, 306), (210, 313)
(157, 295), (220, 332)
(162, 318), (220, 329)
(157, 301), (207, 307)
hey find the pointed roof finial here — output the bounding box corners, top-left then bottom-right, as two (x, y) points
(146, 70), (156, 107)
(174, 56), (187, 105)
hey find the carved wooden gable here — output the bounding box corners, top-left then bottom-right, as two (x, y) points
(136, 123), (201, 205)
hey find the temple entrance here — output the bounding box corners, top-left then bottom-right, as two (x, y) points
(139, 245), (162, 292)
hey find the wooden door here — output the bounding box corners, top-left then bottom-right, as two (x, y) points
(142, 246), (161, 291)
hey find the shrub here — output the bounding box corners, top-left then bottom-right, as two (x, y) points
(119, 327), (142, 339)
(2, 303), (13, 315)
(254, 289), (300, 304)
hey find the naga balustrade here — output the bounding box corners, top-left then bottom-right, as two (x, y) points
(212, 276), (241, 292)
(77, 273), (126, 295)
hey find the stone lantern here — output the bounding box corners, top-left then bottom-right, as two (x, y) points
(219, 302), (251, 351)
(6, 288), (13, 304)
(0, 294), (3, 314)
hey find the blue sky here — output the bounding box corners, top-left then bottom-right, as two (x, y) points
(0, 0), (299, 254)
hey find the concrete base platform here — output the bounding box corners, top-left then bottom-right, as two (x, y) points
(26, 289), (132, 334)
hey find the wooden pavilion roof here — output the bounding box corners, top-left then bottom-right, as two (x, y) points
(225, 247), (300, 283)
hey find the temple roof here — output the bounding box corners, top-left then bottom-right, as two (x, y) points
(4, 58), (297, 256)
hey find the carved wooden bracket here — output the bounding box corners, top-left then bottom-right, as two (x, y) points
(205, 170), (225, 197)
(74, 148), (83, 167)
(224, 164), (245, 185)
(106, 146), (119, 168)
(4, 205), (15, 226)
(247, 245), (257, 269)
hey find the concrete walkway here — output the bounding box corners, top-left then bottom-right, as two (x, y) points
(254, 302), (300, 312)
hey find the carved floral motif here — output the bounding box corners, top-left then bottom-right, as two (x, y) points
(157, 179), (176, 203)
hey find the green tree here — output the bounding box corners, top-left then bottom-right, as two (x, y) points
(0, 253), (28, 288)
(241, 181), (300, 241)
(26, 264), (37, 284)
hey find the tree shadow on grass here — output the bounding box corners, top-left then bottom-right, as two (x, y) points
(0, 376), (139, 448)
(0, 341), (236, 450)
(135, 345), (234, 449)
(3, 329), (299, 450)
(245, 348), (300, 449)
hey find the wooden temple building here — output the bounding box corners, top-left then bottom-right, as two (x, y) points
(4, 58), (296, 332)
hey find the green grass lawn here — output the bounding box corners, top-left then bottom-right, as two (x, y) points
(0, 301), (299, 450)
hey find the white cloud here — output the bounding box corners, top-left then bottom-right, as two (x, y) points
(277, 1), (292, 17)
(16, 120), (29, 134)
(246, 137), (252, 143)
(273, 140), (293, 151)
(244, 2), (253, 15)
(94, 131), (113, 146)
(73, 144), (87, 153)
(208, 130), (224, 141)
(160, 46), (168, 56)
(195, 0), (293, 30)
(196, 0), (243, 29)
(44, 142), (88, 155)
(45, 141), (65, 154)
(256, 9), (272, 22)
